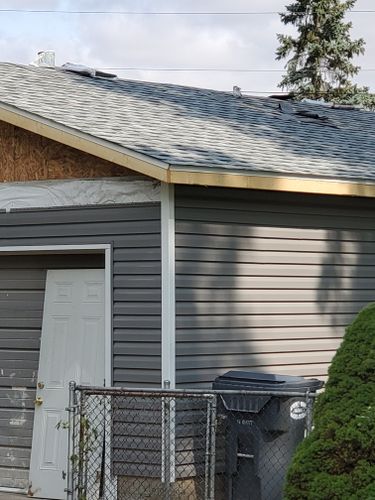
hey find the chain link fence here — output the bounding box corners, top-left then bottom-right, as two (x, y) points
(66, 384), (316, 500)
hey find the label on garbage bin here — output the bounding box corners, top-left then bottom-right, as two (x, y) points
(290, 401), (307, 420)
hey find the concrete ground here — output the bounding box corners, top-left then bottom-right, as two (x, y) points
(0, 494), (30, 500)
(0, 494), (27, 500)
(0, 494), (52, 500)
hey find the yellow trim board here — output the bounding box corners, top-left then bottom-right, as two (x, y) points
(1, 105), (375, 198)
(0, 106), (169, 182)
(170, 169), (375, 198)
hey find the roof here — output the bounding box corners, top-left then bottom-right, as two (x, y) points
(0, 62), (375, 196)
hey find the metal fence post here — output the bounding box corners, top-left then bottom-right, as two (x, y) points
(161, 380), (172, 500)
(305, 390), (313, 435)
(207, 395), (217, 500)
(76, 389), (87, 500)
(66, 381), (76, 500)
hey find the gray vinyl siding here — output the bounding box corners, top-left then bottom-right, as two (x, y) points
(0, 204), (161, 390)
(0, 254), (104, 489)
(175, 186), (375, 388)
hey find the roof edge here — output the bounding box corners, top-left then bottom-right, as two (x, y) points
(1, 102), (375, 198)
(0, 102), (169, 181)
(170, 167), (375, 198)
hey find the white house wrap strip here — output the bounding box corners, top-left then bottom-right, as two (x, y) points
(0, 178), (160, 211)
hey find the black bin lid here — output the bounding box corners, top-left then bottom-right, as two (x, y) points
(213, 370), (323, 392)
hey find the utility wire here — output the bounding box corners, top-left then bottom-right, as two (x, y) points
(0, 9), (374, 14)
(102, 67), (375, 73)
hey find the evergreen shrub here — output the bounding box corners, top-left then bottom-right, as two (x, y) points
(284, 304), (375, 499)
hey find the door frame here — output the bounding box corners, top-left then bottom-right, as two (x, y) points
(0, 244), (112, 494)
(0, 243), (112, 387)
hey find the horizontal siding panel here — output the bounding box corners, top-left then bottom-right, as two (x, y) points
(176, 248), (375, 266)
(0, 408), (34, 424)
(114, 316), (161, 329)
(0, 291), (45, 303)
(176, 314), (354, 329)
(0, 425), (33, 438)
(0, 220), (159, 239)
(176, 326), (344, 342)
(176, 288), (375, 302)
(0, 351), (39, 361)
(113, 369), (163, 385)
(0, 269), (45, 280)
(0, 377), (38, 387)
(0, 389), (35, 409)
(0, 329), (41, 339)
(0, 302), (43, 313)
(177, 351), (336, 370)
(113, 288), (161, 302)
(175, 262), (375, 278)
(177, 221), (375, 242)
(177, 338), (342, 356)
(114, 248), (161, 261)
(0, 280), (45, 289)
(0, 435), (33, 447)
(0, 466), (28, 488)
(176, 187), (375, 217)
(176, 274), (375, 289)
(176, 301), (366, 316)
(176, 206), (375, 231)
(109, 234), (160, 249)
(114, 302), (162, 315)
(114, 261), (161, 275)
(114, 356), (163, 370)
(0, 359), (39, 369)
(114, 342), (161, 356)
(176, 234), (375, 254)
(5, 204), (160, 224)
(114, 329), (161, 343)
(114, 276), (161, 290)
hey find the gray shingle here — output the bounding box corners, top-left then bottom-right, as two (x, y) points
(0, 62), (374, 182)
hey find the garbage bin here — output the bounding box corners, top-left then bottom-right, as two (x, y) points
(213, 371), (323, 500)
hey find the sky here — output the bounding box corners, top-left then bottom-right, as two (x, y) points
(0, 0), (374, 94)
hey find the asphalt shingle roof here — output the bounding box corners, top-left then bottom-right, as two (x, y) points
(0, 62), (374, 182)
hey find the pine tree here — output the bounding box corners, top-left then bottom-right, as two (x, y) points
(276, 0), (365, 101)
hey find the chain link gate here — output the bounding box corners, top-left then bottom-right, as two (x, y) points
(66, 384), (316, 500)
(66, 384), (218, 500)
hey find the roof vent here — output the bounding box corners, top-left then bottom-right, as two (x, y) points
(31, 50), (55, 67)
(233, 86), (242, 98)
(61, 62), (117, 79)
(331, 103), (362, 110)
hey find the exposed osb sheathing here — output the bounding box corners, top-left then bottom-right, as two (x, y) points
(0, 121), (134, 182)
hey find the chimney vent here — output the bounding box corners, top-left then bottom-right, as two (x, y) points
(31, 51), (56, 67)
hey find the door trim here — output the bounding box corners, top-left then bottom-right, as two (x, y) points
(0, 244), (112, 387)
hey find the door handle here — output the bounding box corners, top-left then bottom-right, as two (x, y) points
(34, 397), (43, 406)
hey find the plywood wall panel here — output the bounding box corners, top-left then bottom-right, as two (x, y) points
(0, 121), (15, 181)
(0, 121), (134, 182)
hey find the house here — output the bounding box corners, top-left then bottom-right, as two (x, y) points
(0, 61), (374, 497)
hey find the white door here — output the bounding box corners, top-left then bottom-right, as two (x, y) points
(29, 269), (105, 499)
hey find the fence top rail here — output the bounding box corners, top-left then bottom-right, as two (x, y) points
(74, 384), (319, 398)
